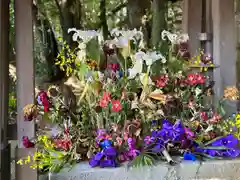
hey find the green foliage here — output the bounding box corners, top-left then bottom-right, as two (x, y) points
(8, 92), (16, 114)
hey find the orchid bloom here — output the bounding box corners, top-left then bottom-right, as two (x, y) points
(128, 51), (165, 80)
(68, 28), (99, 43)
(161, 30), (189, 44)
(109, 28), (143, 48)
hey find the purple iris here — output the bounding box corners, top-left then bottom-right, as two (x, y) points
(89, 138), (118, 168)
(195, 134), (240, 158)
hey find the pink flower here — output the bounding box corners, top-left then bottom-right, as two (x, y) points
(99, 99), (108, 108)
(116, 137), (123, 146)
(111, 99), (122, 112)
(208, 113), (221, 124)
(144, 136), (151, 145)
(184, 128), (194, 138)
(156, 75), (168, 88)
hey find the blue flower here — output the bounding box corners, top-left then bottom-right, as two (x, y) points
(183, 152), (197, 161)
(152, 120), (157, 126)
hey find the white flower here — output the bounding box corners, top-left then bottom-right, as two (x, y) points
(195, 87), (202, 96)
(68, 28), (99, 43)
(135, 51), (166, 66)
(161, 30), (189, 44)
(128, 59), (143, 79)
(109, 28), (143, 48)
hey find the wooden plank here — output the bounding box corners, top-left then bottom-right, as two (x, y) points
(14, 0), (37, 179)
(212, 0), (237, 115)
(15, 148), (38, 180)
(182, 0), (202, 56)
(0, 0), (11, 179)
(15, 0), (35, 147)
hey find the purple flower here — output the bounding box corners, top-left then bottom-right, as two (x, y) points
(195, 134), (240, 158)
(37, 96), (42, 105)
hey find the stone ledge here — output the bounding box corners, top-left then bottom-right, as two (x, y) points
(39, 159), (240, 180)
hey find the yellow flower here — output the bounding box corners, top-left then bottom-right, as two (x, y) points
(24, 155), (31, 164)
(236, 114), (240, 128)
(30, 164), (38, 169)
(33, 152), (42, 161)
(38, 164), (44, 169)
(17, 159), (23, 165)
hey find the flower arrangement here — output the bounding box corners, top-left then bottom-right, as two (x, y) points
(17, 29), (240, 173)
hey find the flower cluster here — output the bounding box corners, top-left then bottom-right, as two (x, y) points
(17, 29), (240, 172)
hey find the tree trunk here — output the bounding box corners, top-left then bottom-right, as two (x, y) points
(55, 0), (82, 47)
(33, 3), (65, 82)
(127, 0), (150, 29)
(99, 0), (108, 40)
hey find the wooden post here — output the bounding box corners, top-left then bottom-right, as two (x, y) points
(0, 0), (11, 179)
(182, 0), (203, 56)
(15, 0), (37, 179)
(212, 0), (237, 114)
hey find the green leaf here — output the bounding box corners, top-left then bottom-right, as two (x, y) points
(43, 112), (50, 122)
(202, 146), (230, 150)
(86, 38), (100, 63)
(77, 63), (89, 80)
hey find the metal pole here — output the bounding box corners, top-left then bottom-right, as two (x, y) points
(0, 0), (11, 179)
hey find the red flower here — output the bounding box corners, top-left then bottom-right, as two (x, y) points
(103, 92), (111, 101)
(186, 74), (205, 86)
(99, 92), (111, 108)
(156, 75), (168, 88)
(39, 91), (50, 112)
(54, 139), (72, 151)
(195, 74), (205, 84)
(111, 99), (122, 112)
(200, 112), (208, 121)
(187, 74), (197, 85)
(22, 136), (35, 148)
(107, 63), (120, 72)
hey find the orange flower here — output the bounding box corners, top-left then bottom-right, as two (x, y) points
(111, 100), (122, 112)
(86, 59), (97, 69)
